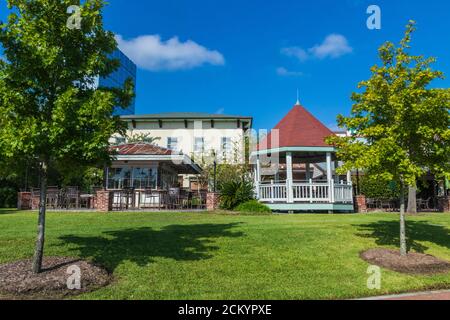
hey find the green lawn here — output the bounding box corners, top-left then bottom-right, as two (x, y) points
(0, 209), (449, 300)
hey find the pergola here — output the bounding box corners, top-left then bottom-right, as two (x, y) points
(252, 103), (354, 212)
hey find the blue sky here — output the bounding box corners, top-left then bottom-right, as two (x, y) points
(2, 0), (450, 130)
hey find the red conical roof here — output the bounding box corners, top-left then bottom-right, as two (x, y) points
(259, 105), (335, 150)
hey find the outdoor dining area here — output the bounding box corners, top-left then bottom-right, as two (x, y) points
(365, 197), (435, 212)
(19, 143), (207, 212)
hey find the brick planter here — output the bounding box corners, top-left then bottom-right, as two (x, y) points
(206, 192), (220, 211)
(355, 195), (367, 213)
(17, 192), (32, 210)
(95, 190), (113, 213)
(438, 196), (450, 213)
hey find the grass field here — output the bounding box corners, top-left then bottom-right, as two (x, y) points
(0, 209), (449, 300)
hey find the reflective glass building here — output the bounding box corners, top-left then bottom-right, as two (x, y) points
(99, 49), (137, 116)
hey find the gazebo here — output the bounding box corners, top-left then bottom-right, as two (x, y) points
(252, 102), (354, 212)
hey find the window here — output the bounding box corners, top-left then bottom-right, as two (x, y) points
(221, 137), (232, 153)
(167, 137), (178, 151)
(194, 137), (204, 153)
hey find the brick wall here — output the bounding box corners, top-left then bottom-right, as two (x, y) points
(355, 195), (367, 213)
(96, 190), (113, 212)
(17, 192), (32, 210)
(438, 196), (450, 213)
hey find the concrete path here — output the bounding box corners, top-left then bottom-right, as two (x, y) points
(359, 289), (450, 300)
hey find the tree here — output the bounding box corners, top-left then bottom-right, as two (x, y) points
(328, 21), (450, 256)
(0, 0), (134, 273)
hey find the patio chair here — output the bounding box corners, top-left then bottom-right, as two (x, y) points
(46, 187), (60, 209)
(380, 199), (393, 212)
(65, 186), (80, 209)
(417, 198), (431, 212)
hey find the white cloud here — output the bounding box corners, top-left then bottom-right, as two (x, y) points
(282, 34), (353, 62)
(276, 67), (304, 77)
(281, 47), (309, 62)
(116, 34), (225, 71)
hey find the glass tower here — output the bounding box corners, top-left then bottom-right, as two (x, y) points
(99, 49), (137, 116)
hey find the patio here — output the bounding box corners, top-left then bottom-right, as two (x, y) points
(20, 143), (207, 212)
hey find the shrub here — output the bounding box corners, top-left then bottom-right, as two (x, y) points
(219, 180), (254, 210)
(234, 200), (272, 214)
(359, 175), (400, 199)
(0, 187), (17, 208)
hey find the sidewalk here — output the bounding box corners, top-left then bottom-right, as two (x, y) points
(359, 289), (450, 300)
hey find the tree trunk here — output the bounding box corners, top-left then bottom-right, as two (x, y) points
(32, 161), (48, 274)
(399, 184), (407, 256)
(407, 184), (417, 214)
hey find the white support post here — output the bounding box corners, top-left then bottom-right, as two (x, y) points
(256, 157), (261, 199)
(347, 171), (352, 186)
(286, 152), (294, 203)
(270, 179), (275, 204)
(331, 179), (335, 204)
(309, 179), (313, 203)
(326, 153), (333, 203)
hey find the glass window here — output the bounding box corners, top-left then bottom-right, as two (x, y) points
(194, 137), (204, 153)
(132, 168), (156, 189)
(167, 137), (179, 151)
(108, 167), (132, 189)
(221, 137), (232, 153)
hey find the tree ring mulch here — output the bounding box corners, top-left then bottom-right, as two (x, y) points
(0, 257), (112, 299)
(360, 248), (450, 275)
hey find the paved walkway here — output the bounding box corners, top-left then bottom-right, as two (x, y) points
(359, 290), (450, 300)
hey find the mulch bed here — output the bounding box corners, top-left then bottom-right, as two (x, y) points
(361, 248), (450, 275)
(0, 257), (112, 299)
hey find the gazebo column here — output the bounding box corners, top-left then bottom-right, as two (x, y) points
(286, 152), (294, 203)
(347, 171), (352, 185)
(255, 157), (261, 199)
(326, 152), (335, 203)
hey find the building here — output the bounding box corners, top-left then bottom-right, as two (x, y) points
(114, 112), (253, 188)
(98, 49), (137, 116)
(252, 102), (354, 213)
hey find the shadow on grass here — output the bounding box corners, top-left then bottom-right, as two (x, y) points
(57, 223), (245, 272)
(354, 220), (450, 253)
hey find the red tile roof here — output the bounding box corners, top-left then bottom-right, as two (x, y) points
(259, 105), (335, 150)
(111, 143), (173, 156)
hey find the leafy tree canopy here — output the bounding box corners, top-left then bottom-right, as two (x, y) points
(0, 0), (134, 173)
(328, 21), (450, 187)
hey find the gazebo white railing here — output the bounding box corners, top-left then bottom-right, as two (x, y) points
(258, 179), (353, 204)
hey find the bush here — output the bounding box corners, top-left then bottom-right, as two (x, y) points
(219, 180), (254, 210)
(359, 175), (400, 199)
(234, 200), (272, 214)
(0, 187), (17, 208)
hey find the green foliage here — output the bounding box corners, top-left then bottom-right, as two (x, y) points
(0, 0), (134, 175)
(0, 186), (17, 208)
(327, 21), (450, 187)
(359, 175), (400, 199)
(234, 200), (272, 214)
(219, 180), (254, 210)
